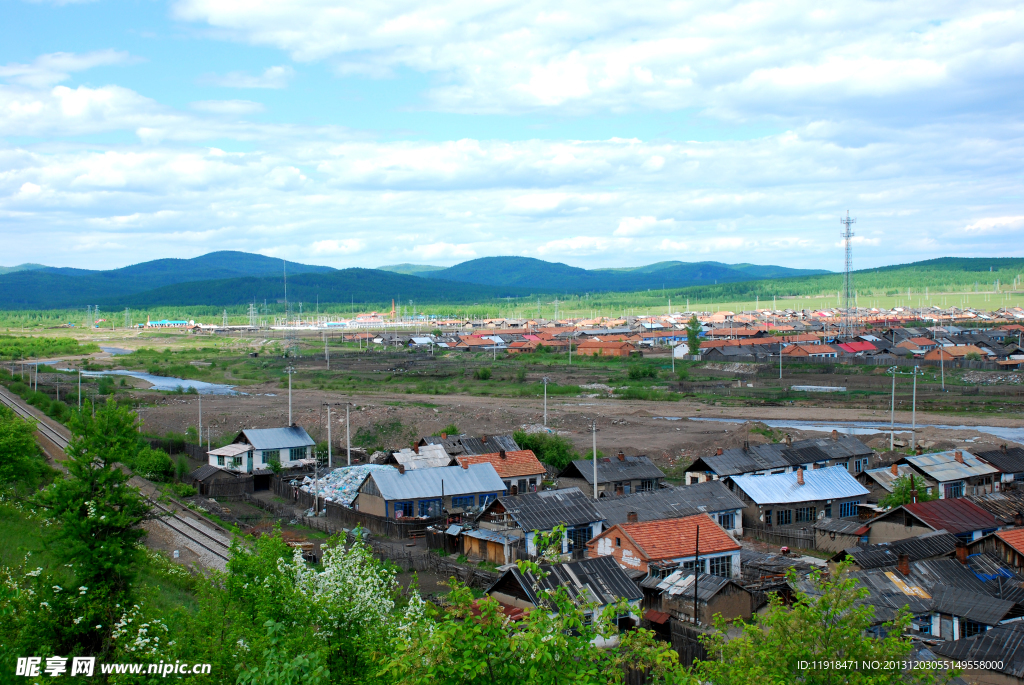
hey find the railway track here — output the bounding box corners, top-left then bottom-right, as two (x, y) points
(0, 386), (70, 450)
(148, 500), (231, 562)
(0, 384), (233, 565)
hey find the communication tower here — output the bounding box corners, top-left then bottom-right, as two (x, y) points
(840, 211), (856, 338)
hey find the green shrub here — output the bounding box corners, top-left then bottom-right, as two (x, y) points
(170, 483), (197, 498)
(133, 447), (174, 481)
(473, 367), (492, 381)
(628, 365), (658, 380)
(175, 454), (190, 481)
(515, 366), (527, 383)
(513, 430), (579, 470)
(432, 424), (459, 437)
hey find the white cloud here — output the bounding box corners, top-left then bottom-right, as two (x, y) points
(200, 66), (295, 89)
(413, 242), (478, 260)
(964, 216), (1024, 233)
(171, 0), (1024, 118)
(614, 216), (675, 236)
(190, 99), (265, 115)
(0, 50), (132, 88)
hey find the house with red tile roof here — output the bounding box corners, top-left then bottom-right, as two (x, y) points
(456, 449), (546, 495)
(576, 340), (636, 357)
(782, 343), (839, 358)
(587, 513), (741, 576)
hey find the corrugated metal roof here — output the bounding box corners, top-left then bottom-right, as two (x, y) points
(930, 585), (1016, 625)
(902, 450), (1000, 482)
(932, 623), (1024, 678)
(731, 466), (869, 505)
(238, 426), (315, 451)
(862, 464), (936, 492)
(974, 446), (1024, 474)
(487, 487), (603, 531)
(964, 490), (1024, 524)
(189, 464), (236, 481)
(594, 481), (745, 526)
(460, 434), (521, 455)
(656, 571), (742, 602)
(463, 528), (522, 544)
(834, 531), (959, 569)
(487, 555), (642, 608)
(692, 434), (873, 476)
(559, 455), (666, 484)
(367, 463), (505, 500)
(901, 499), (1002, 535)
(391, 445), (453, 469)
(208, 443), (252, 458)
(813, 518), (865, 535)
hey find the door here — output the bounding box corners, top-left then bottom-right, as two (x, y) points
(247, 452), (253, 473)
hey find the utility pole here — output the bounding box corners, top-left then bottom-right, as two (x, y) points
(543, 377), (549, 427)
(78, 369), (82, 410)
(325, 333), (329, 370)
(285, 365), (296, 425)
(346, 403), (351, 466)
(693, 525), (700, 625)
(592, 419), (598, 500)
(888, 366), (897, 451)
(198, 392), (202, 444)
(325, 403), (332, 469)
(911, 366), (923, 450)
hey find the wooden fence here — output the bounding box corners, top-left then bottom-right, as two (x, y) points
(744, 525), (816, 551)
(147, 438), (208, 461)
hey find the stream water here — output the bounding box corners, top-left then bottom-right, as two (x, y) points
(80, 370), (238, 395)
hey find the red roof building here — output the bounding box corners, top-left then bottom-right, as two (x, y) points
(456, 450), (546, 493)
(587, 513), (741, 575)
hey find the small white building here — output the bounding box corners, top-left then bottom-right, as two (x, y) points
(209, 426), (315, 473)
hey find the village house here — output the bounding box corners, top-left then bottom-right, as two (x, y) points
(685, 431), (875, 483)
(899, 450), (1001, 499)
(974, 444), (1024, 486)
(729, 466), (870, 530)
(586, 513), (741, 577)
(593, 480), (745, 537)
(475, 487), (605, 560)
(456, 449), (546, 495)
(645, 571), (754, 627)
(558, 451), (666, 498)
(860, 498), (1003, 544)
(967, 526), (1024, 575)
(828, 530), (959, 572)
(217, 426), (315, 472)
(575, 340), (636, 357)
(781, 343), (839, 358)
(484, 555), (643, 634)
(352, 462), (505, 519)
(932, 623), (1024, 683)
(857, 463), (938, 502)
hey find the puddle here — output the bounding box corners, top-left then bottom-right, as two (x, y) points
(99, 346), (133, 356)
(80, 370), (238, 395)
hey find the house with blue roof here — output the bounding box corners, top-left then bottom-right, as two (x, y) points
(222, 426), (316, 472)
(352, 462), (505, 520)
(729, 466), (869, 531)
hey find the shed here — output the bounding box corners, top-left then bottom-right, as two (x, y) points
(652, 571), (754, 626)
(558, 452), (666, 498)
(187, 464), (254, 498)
(862, 499), (1003, 544)
(476, 487), (604, 558)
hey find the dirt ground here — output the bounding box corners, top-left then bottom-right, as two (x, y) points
(134, 381), (1023, 479)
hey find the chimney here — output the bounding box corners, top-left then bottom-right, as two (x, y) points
(897, 553), (911, 577)
(796, 467), (805, 485)
(627, 511), (638, 523)
(482, 435), (488, 443)
(891, 463), (899, 476)
(954, 450), (964, 464)
(955, 540), (968, 565)
(1002, 444), (1009, 454)
(743, 440), (750, 452)
(785, 434), (792, 447)
(510, 484), (518, 495)
(397, 463), (405, 475)
(915, 445), (923, 455)
(716, 447), (724, 456)
(441, 433), (447, 440)
(831, 429), (838, 441)
(414, 444), (419, 454)
(499, 450), (507, 459)
(617, 450), (625, 461)
(461, 460), (469, 470)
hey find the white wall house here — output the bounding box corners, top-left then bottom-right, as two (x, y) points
(209, 426), (315, 473)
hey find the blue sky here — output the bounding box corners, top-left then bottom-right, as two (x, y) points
(1, 0), (1023, 271)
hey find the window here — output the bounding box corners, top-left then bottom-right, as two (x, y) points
(795, 507), (817, 523)
(839, 500), (860, 518)
(718, 513), (735, 530)
(824, 503), (832, 518)
(451, 495), (475, 509)
(615, 537), (621, 547)
(289, 447), (307, 461)
(708, 555), (732, 578)
(418, 499), (443, 517)
(502, 480), (511, 494)
(777, 509), (792, 526)
(479, 493), (498, 507)
(771, 470), (785, 475)
(681, 558), (706, 573)
(393, 501), (414, 518)
(689, 477), (699, 485)
(517, 479), (528, 494)
(838, 462), (849, 471)
(639, 479), (656, 492)
(263, 449), (280, 464)
(945, 482), (964, 499)
(568, 526), (593, 551)
(528, 478), (537, 493)
(217, 455), (225, 466)
(764, 510), (772, 526)
(959, 619), (987, 638)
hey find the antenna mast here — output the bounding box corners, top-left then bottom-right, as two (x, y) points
(840, 211), (856, 339)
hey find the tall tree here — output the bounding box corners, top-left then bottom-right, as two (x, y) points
(879, 474), (938, 509)
(0, 404), (50, 493)
(685, 315), (702, 356)
(35, 399), (150, 655)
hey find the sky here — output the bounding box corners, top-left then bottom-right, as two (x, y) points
(1, 0), (1023, 272)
